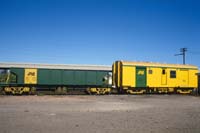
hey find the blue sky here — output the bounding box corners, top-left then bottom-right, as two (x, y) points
(0, 0), (200, 67)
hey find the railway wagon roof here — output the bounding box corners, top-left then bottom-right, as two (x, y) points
(0, 62), (112, 71)
(120, 61), (198, 69)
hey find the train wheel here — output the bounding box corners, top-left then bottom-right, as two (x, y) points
(29, 87), (36, 95)
(176, 89), (192, 94)
(62, 87), (68, 95)
(11, 87), (16, 95)
(87, 88), (111, 95)
(55, 87), (62, 95)
(96, 88), (101, 95)
(0, 87), (3, 94)
(55, 87), (67, 95)
(0, 87), (5, 95)
(126, 89), (146, 94)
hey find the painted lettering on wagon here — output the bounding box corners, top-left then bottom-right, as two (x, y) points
(137, 70), (144, 75)
(24, 69), (37, 84)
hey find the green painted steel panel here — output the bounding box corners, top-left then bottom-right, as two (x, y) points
(86, 71), (97, 85)
(136, 67), (147, 87)
(38, 69), (50, 85)
(10, 68), (24, 84)
(74, 71), (86, 85)
(63, 70), (75, 85)
(37, 69), (110, 87)
(51, 70), (62, 84)
(38, 69), (62, 85)
(62, 70), (108, 86)
(96, 71), (107, 86)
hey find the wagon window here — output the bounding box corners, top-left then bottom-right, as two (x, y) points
(170, 70), (176, 78)
(148, 70), (153, 74)
(0, 69), (17, 83)
(162, 69), (166, 74)
(0, 69), (9, 83)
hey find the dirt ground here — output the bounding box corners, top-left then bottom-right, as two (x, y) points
(0, 95), (200, 133)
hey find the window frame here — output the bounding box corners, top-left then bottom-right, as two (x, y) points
(170, 70), (176, 78)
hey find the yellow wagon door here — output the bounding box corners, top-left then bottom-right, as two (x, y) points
(179, 70), (188, 87)
(161, 69), (167, 85)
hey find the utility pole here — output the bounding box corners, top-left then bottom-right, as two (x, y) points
(175, 48), (187, 64)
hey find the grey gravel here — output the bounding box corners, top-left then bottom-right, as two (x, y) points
(0, 95), (200, 133)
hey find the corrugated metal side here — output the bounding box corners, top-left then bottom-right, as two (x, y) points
(37, 69), (109, 87)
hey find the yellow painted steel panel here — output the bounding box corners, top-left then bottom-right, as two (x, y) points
(178, 70), (188, 87)
(147, 67), (198, 88)
(147, 68), (162, 87)
(188, 69), (198, 88)
(24, 69), (37, 84)
(112, 64), (116, 87)
(166, 69), (178, 87)
(122, 66), (135, 87)
(161, 75), (167, 85)
(117, 61), (121, 87)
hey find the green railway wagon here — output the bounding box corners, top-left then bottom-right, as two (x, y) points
(0, 63), (112, 95)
